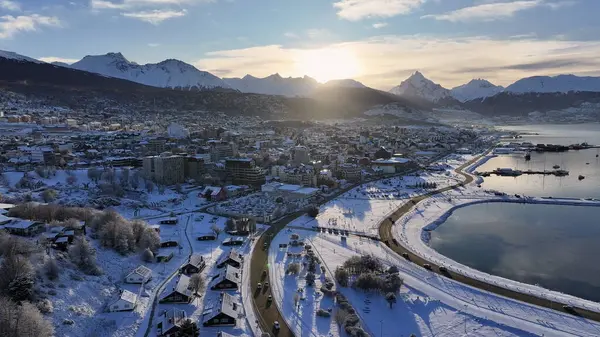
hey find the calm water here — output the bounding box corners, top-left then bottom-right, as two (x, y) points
(430, 124), (600, 302)
(478, 124), (600, 198)
(430, 203), (600, 302)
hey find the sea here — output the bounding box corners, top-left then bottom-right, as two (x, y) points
(430, 123), (600, 302)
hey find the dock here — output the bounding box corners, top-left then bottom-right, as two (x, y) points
(478, 169), (569, 177)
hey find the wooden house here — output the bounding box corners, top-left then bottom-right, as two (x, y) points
(107, 289), (137, 312)
(157, 309), (187, 337)
(216, 249), (243, 269)
(202, 293), (238, 327)
(181, 254), (206, 275)
(125, 265), (153, 284)
(210, 265), (240, 290)
(160, 275), (194, 303)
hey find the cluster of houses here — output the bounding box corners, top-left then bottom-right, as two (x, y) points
(144, 248), (245, 336)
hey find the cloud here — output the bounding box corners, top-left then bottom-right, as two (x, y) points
(284, 31), (299, 39)
(0, 14), (60, 39)
(422, 0), (542, 22)
(193, 35), (600, 89)
(0, 0), (20, 11)
(91, 0), (214, 10)
(121, 9), (187, 24)
(147, 42), (160, 47)
(38, 56), (79, 64)
(333, 0), (425, 21)
(372, 22), (387, 28)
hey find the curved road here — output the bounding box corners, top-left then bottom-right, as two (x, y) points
(379, 154), (600, 323)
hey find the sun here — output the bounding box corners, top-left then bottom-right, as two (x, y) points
(293, 48), (361, 83)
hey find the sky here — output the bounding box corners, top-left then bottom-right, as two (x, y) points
(1, 0), (600, 89)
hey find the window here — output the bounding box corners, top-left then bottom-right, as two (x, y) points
(220, 318), (229, 323)
(213, 318), (219, 323)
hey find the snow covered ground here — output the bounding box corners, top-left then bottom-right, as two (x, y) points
(266, 152), (600, 337)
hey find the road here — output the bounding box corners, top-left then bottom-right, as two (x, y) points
(379, 153), (600, 323)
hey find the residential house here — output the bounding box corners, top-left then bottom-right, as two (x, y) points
(201, 186), (227, 201)
(216, 249), (243, 269)
(210, 265), (240, 290)
(2, 219), (45, 236)
(202, 292), (238, 327)
(157, 309), (187, 337)
(125, 265), (153, 284)
(107, 290), (137, 312)
(160, 275), (195, 303)
(222, 237), (244, 246)
(180, 254), (206, 275)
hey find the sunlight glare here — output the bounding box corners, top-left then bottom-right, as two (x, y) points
(293, 48), (361, 83)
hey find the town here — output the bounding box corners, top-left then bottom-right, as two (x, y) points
(0, 109), (499, 337)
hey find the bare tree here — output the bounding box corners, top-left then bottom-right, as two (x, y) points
(0, 252), (34, 301)
(69, 237), (101, 275)
(138, 228), (160, 253)
(41, 189), (57, 203)
(43, 258), (60, 281)
(210, 224), (222, 238)
(0, 296), (54, 337)
(141, 248), (154, 263)
(188, 274), (205, 294)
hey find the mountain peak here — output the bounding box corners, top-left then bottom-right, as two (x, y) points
(0, 50), (43, 64)
(389, 71), (450, 102)
(105, 52), (128, 62)
(450, 78), (503, 102)
(266, 73), (282, 80)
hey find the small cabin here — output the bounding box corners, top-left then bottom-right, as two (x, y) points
(197, 233), (217, 241)
(157, 309), (187, 337)
(216, 249), (243, 269)
(125, 265), (153, 284)
(181, 254), (206, 275)
(160, 275), (194, 303)
(107, 289), (137, 312)
(3, 220), (45, 236)
(222, 236), (244, 246)
(159, 218), (178, 225)
(202, 293), (238, 327)
(52, 236), (69, 251)
(211, 265), (240, 290)
(156, 252), (174, 263)
(160, 240), (179, 248)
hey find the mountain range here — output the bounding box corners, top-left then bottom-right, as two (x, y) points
(2, 49), (600, 120)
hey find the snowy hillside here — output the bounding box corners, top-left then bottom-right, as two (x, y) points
(450, 79), (504, 102)
(70, 52), (230, 90)
(389, 71), (451, 102)
(322, 78), (366, 88)
(224, 73), (319, 97)
(506, 74), (600, 93)
(0, 49), (43, 64)
(51, 61), (70, 68)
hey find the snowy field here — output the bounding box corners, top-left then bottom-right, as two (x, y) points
(271, 227), (600, 337)
(266, 152), (600, 337)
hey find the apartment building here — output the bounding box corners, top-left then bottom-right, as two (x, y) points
(143, 155), (185, 185)
(225, 158), (265, 187)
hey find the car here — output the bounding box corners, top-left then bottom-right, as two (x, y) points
(273, 321), (280, 330)
(264, 282), (269, 288)
(401, 253), (409, 260)
(423, 264), (432, 270)
(257, 283), (262, 290)
(439, 266), (448, 273)
(267, 295), (273, 302)
(563, 305), (580, 316)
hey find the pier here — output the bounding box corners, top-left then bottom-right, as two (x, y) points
(478, 168), (569, 177)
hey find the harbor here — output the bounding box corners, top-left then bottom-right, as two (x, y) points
(477, 167), (570, 177)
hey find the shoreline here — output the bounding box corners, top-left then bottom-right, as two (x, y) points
(380, 152), (600, 322)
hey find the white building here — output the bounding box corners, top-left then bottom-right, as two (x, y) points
(125, 265), (152, 284)
(107, 290), (137, 312)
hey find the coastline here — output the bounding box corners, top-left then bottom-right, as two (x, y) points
(382, 152), (600, 321)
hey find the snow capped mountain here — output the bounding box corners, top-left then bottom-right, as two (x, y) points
(51, 61), (70, 68)
(505, 74), (600, 94)
(224, 74), (319, 97)
(389, 71), (451, 102)
(69, 52), (230, 90)
(450, 79), (504, 102)
(0, 50), (43, 64)
(322, 79), (366, 88)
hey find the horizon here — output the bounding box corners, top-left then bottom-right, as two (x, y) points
(1, 0), (599, 89)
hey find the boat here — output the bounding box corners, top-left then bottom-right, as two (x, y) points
(554, 170), (569, 176)
(579, 175), (585, 180)
(552, 165), (560, 169)
(524, 153), (531, 161)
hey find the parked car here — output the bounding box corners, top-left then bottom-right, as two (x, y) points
(273, 321), (280, 330)
(257, 283), (262, 290)
(423, 264), (432, 270)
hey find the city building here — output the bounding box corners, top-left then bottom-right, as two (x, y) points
(143, 155), (185, 185)
(225, 158), (265, 187)
(184, 156), (205, 182)
(337, 163), (362, 182)
(292, 146), (310, 165)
